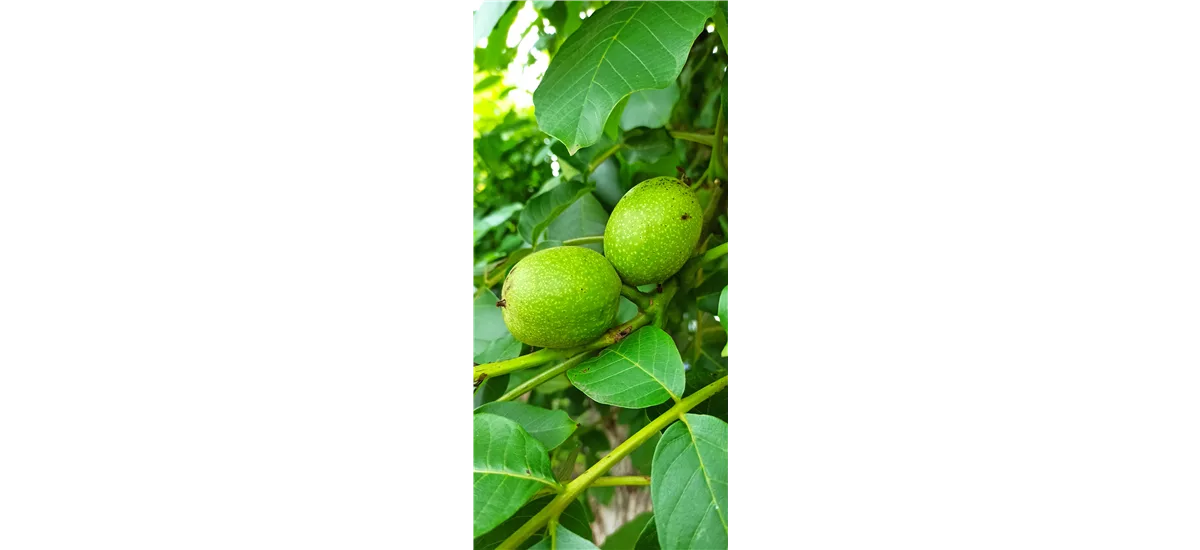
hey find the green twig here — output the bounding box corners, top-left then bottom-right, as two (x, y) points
(496, 352), (593, 402)
(621, 284), (653, 310)
(497, 375), (730, 550)
(668, 130), (716, 146)
(702, 242), (727, 264)
(589, 475), (650, 488)
(587, 143), (623, 173)
(707, 87), (727, 179)
(474, 311), (655, 384)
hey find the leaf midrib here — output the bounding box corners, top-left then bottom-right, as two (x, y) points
(679, 415), (727, 531)
(606, 347), (678, 401)
(474, 469), (557, 487)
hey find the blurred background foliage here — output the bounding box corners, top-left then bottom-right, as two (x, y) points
(472, 2), (728, 546)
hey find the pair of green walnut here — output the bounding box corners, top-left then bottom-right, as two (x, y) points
(500, 177), (703, 349)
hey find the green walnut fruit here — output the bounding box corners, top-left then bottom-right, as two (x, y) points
(604, 177), (703, 286)
(500, 246), (622, 348)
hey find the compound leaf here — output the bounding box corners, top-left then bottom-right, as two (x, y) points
(546, 193), (608, 253)
(650, 414), (728, 549)
(474, 401), (578, 450)
(518, 178), (594, 245)
(474, 414), (558, 538)
(474, 495), (593, 550)
(567, 326), (684, 408)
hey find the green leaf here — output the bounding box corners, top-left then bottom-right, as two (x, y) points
(518, 178), (594, 245)
(529, 523), (600, 550)
(633, 517), (660, 550)
(628, 411), (660, 475)
(474, 401), (578, 450)
(717, 286), (728, 332)
(589, 485), (614, 505)
(650, 414), (728, 549)
(475, 2), (521, 71)
(621, 128), (674, 165)
(551, 142), (589, 174)
(712, 2), (728, 51)
(600, 512), (653, 550)
(474, 374), (510, 408)
(616, 296), (638, 324)
(546, 193), (608, 253)
(476, 203), (524, 244)
(475, 74), (505, 92)
(567, 326), (684, 408)
(560, 1), (584, 40)
(473, 414), (558, 538)
(475, 289), (522, 364)
(474, 495), (594, 550)
(473, 1), (514, 46)
(619, 82), (680, 130)
(533, 1), (715, 154)
(590, 157), (627, 210)
(534, 373), (572, 395)
(604, 95), (629, 141)
(476, 335), (522, 366)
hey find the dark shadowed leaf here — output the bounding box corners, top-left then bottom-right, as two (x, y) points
(604, 95), (629, 141)
(546, 193), (608, 252)
(633, 516), (660, 550)
(474, 495), (594, 550)
(474, 374), (510, 408)
(518, 178), (594, 245)
(591, 158), (627, 210)
(600, 512), (653, 550)
(621, 128), (674, 165)
(620, 82), (680, 130)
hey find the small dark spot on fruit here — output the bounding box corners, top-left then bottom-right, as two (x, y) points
(681, 213), (691, 221)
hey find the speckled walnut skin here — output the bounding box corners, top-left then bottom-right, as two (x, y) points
(603, 177), (703, 286)
(501, 246), (622, 349)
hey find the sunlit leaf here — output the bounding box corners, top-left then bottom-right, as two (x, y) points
(533, 1), (715, 153)
(475, 203), (524, 243)
(650, 414), (728, 549)
(567, 326), (684, 408)
(475, 401), (578, 450)
(474, 1), (514, 46)
(474, 414), (558, 537)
